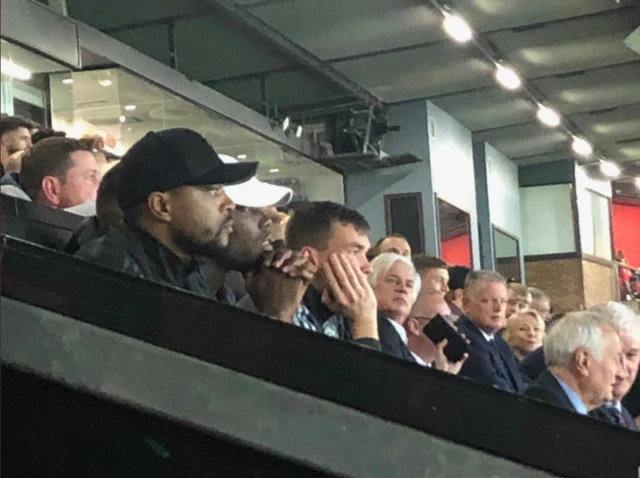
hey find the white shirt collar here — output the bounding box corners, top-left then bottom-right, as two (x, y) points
(410, 351), (429, 366)
(387, 318), (408, 344)
(479, 329), (494, 342)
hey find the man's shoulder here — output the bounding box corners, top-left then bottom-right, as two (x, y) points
(75, 227), (143, 277)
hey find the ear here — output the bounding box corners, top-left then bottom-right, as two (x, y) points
(462, 295), (471, 311)
(40, 176), (62, 206)
(405, 317), (419, 336)
(147, 192), (173, 222)
(455, 289), (464, 301)
(573, 348), (590, 377)
(299, 246), (320, 267)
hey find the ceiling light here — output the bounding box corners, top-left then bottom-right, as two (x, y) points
(237, 154), (247, 160)
(0, 58), (32, 80)
(119, 115), (126, 123)
(62, 78), (74, 85)
(572, 137), (593, 157)
(442, 13), (473, 43)
(599, 160), (621, 178)
(98, 79), (113, 87)
(282, 116), (290, 131)
(124, 104), (136, 111)
(295, 125), (303, 138)
(634, 177), (640, 189)
(536, 105), (561, 127)
(495, 64), (521, 90)
(269, 168), (280, 173)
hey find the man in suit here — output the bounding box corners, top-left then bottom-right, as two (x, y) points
(524, 311), (624, 415)
(456, 270), (527, 393)
(588, 302), (640, 430)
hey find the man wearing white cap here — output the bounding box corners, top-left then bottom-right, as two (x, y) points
(203, 155), (299, 304)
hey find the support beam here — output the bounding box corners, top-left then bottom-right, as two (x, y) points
(202, 0), (384, 109)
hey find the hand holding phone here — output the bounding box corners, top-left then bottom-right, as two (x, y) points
(423, 314), (469, 363)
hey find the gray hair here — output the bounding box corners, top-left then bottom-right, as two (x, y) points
(544, 311), (616, 368)
(588, 302), (640, 335)
(368, 252), (421, 303)
(528, 286), (549, 302)
(464, 270), (506, 296)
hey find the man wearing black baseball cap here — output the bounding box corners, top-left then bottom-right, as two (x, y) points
(76, 128), (257, 297)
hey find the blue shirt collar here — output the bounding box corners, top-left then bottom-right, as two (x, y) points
(553, 375), (588, 415)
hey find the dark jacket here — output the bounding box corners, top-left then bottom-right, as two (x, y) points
(456, 315), (526, 393)
(622, 373), (640, 419)
(520, 346), (546, 381)
(75, 221), (211, 298)
(591, 403), (639, 431)
(377, 317), (415, 362)
(524, 369), (577, 412)
(65, 216), (103, 254)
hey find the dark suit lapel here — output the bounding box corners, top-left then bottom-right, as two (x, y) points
(541, 371), (577, 412)
(621, 406), (639, 431)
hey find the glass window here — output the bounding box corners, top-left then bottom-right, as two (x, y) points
(493, 227), (521, 282)
(48, 68), (343, 202)
(581, 190), (612, 259)
(437, 197), (472, 267)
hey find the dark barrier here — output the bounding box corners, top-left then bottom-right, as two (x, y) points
(0, 195), (83, 250)
(1, 237), (639, 477)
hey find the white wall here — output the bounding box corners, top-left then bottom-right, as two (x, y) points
(520, 184), (576, 255)
(575, 165), (612, 259)
(427, 102), (480, 267)
(485, 143), (521, 239)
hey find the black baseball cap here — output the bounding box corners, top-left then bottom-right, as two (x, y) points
(117, 128), (258, 209)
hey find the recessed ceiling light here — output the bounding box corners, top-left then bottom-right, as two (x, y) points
(0, 58), (32, 81)
(119, 115), (126, 123)
(634, 176), (640, 189)
(269, 168), (280, 173)
(495, 64), (521, 90)
(124, 104), (136, 111)
(442, 13), (473, 43)
(599, 160), (621, 178)
(572, 137), (592, 157)
(282, 116), (290, 131)
(62, 78), (74, 85)
(295, 125), (303, 138)
(98, 79), (113, 87)
(237, 154), (247, 160)
(536, 105), (561, 127)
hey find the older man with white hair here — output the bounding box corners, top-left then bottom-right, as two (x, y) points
(368, 253), (421, 361)
(524, 311), (624, 415)
(588, 302), (640, 430)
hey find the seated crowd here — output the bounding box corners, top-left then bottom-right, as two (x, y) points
(2, 115), (639, 431)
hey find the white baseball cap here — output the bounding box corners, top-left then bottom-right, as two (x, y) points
(219, 154), (293, 208)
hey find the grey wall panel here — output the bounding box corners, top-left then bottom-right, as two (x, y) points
(1, 0), (80, 68)
(1, 297), (558, 478)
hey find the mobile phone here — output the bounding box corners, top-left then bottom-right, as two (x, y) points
(423, 314), (469, 363)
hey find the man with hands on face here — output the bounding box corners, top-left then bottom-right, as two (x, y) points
(265, 201), (380, 349)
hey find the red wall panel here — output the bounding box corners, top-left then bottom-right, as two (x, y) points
(441, 234), (472, 267)
(612, 202), (640, 268)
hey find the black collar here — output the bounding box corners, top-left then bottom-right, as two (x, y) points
(302, 285), (334, 324)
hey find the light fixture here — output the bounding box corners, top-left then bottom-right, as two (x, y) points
(119, 115), (126, 123)
(282, 116), (290, 131)
(599, 160), (621, 178)
(634, 176), (640, 189)
(295, 125), (303, 138)
(536, 105), (561, 127)
(0, 58), (32, 80)
(572, 136), (593, 157)
(269, 168), (280, 173)
(124, 104), (136, 111)
(237, 154), (247, 160)
(495, 64), (521, 90)
(62, 78), (74, 85)
(98, 79), (113, 87)
(442, 13), (473, 43)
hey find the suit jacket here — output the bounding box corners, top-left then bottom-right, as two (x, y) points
(377, 317), (416, 363)
(591, 404), (639, 431)
(520, 346), (546, 381)
(524, 369), (577, 412)
(456, 316), (526, 393)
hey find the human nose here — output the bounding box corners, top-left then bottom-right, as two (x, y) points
(220, 191), (235, 212)
(359, 254), (371, 275)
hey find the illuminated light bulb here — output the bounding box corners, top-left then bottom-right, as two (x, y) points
(495, 64), (521, 90)
(599, 160), (621, 178)
(537, 105), (561, 127)
(572, 137), (593, 157)
(442, 13), (473, 43)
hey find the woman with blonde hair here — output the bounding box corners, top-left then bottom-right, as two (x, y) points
(504, 310), (545, 361)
